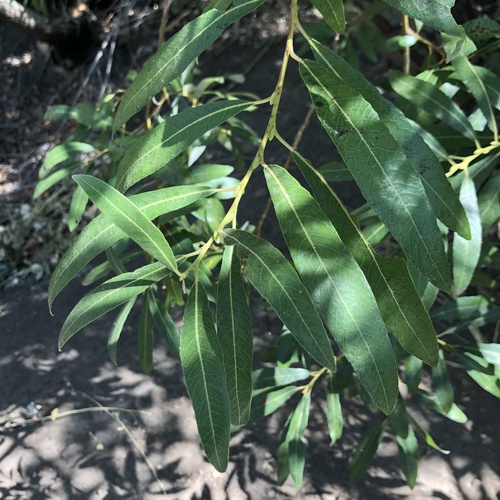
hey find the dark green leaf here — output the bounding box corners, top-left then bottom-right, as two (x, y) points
(108, 298), (136, 365)
(301, 60), (451, 291)
(250, 385), (301, 422)
(265, 164), (397, 412)
(310, 0), (346, 33)
(396, 427), (419, 488)
(222, 229), (336, 372)
(139, 288), (155, 375)
(404, 356), (423, 394)
(432, 350), (454, 414)
(389, 396), (409, 439)
(478, 171), (500, 230)
(180, 280), (231, 472)
(113, 1), (264, 131)
(149, 295), (181, 361)
(410, 416), (450, 454)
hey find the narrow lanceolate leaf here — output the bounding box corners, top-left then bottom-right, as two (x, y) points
(388, 71), (477, 143)
(301, 60), (451, 292)
(452, 176), (482, 297)
(478, 171), (500, 230)
(453, 55), (498, 135)
(310, 0), (346, 33)
(116, 100), (251, 192)
(217, 246), (253, 426)
(40, 142), (94, 179)
(287, 393), (311, 489)
(49, 185), (214, 311)
(222, 229), (336, 372)
(327, 372), (343, 445)
(180, 280), (230, 472)
(68, 185), (89, 232)
(108, 297), (136, 365)
(74, 175), (177, 271)
(113, 0), (264, 131)
(149, 296), (180, 362)
(432, 350), (454, 414)
(311, 41), (470, 239)
(349, 419), (388, 484)
(250, 386), (300, 422)
(252, 367), (311, 390)
(59, 262), (170, 349)
(456, 350), (500, 398)
(265, 164), (397, 413)
(293, 154), (438, 367)
(396, 427), (419, 488)
(138, 288), (155, 375)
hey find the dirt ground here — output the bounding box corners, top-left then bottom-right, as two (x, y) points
(1, 5), (500, 499)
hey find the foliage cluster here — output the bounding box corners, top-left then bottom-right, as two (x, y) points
(38, 0), (500, 488)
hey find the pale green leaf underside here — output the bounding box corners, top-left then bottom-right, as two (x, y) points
(116, 100), (251, 192)
(222, 229), (336, 372)
(180, 280), (231, 472)
(265, 164), (397, 413)
(217, 246), (253, 426)
(311, 41), (470, 240)
(300, 60), (451, 292)
(113, 0), (264, 131)
(59, 262), (170, 349)
(49, 185), (214, 311)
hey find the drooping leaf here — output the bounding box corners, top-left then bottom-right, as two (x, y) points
(293, 153), (438, 367)
(67, 185), (89, 232)
(389, 396), (410, 439)
(301, 60), (451, 291)
(250, 385), (301, 422)
(33, 166), (75, 199)
(287, 393), (311, 489)
(113, 0), (264, 131)
(49, 185), (214, 311)
(252, 367), (311, 391)
(40, 142), (94, 179)
(432, 350), (454, 414)
(59, 262), (170, 349)
(396, 427), (419, 488)
(277, 415), (292, 486)
(404, 355), (423, 394)
(265, 164), (397, 413)
(349, 419), (388, 484)
(388, 70), (477, 143)
(478, 171), (500, 230)
(410, 416), (450, 454)
(311, 41), (470, 239)
(310, 0), (346, 33)
(326, 372), (343, 445)
(138, 288), (155, 375)
(452, 176), (482, 297)
(149, 295), (181, 362)
(116, 100), (251, 192)
(180, 279), (231, 472)
(108, 297), (136, 365)
(216, 246), (253, 426)
(222, 229), (336, 372)
(456, 350), (500, 398)
(74, 175), (177, 271)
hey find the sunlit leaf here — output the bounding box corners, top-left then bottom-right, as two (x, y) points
(40, 142), (94, 179)
(252, 367), (311, 391)
(180, 279), (230, 472)
(68, 185), (89, 232)
(217, 246), (253, 426)
(310, 0), (346, 33)
(222, 229), (336, 372)
(113, 0), (264, 131)
(432, 350), (454, 414)
(410, 416), (450, 454)
(326, 372), (343, 445)
(265, 164), (397, 413)
(301, 60), (451, 291)
(250, 385), (301, 422)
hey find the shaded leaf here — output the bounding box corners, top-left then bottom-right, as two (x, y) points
(113, 1), (264, 131)
(389, 396), (409, 439)
(59, 262), (170, 349)
(222, 229), (336, 372)
(108, 298), (136, 365)
(250, 385), (301, 422)
(410, 416), (450, 454)
(139, 288), (155, 375)
(180, 280), (230, 472)
(478, 171), (500, 230)
(33, 166), (75, 199)
(149, 295), (181, 361)
(265, 164), (397, 413)
(432, 350), (454, 414)
(396, 427), (419, 488)
(68, 185), (89, 232)
(40, 142), (94, 179)
(310, 0), (346, 33)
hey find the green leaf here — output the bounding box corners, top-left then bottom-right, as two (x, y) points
(40, 142), (94, 179)
(222, 229), (336, 372)
(404, 356), (423, 394)
(444, 403), (468, 423)
(389, 396), (409, 439)
(311, 41), (470, 239)
(478, 343), (500, 365)
(432, 350), (454, 414)
(216, 246), (253, 426)
(326, 372), (343, 445)
(382, 0), (465, 59)
(287, 393), (311, 489)
(116, 100), (251, 192)
(139, 288), (155, 375)
(301, 60), (451, 291)
(265, 164), (397, 413)
(250, 385), (301, 422)
(349, 419), (388, 484)
(431, 295), (491, 322)
(310, 0), (346, 33)
(180, 279), (231, 472)
(49, 185), (214, 311)
(33, 166), (75, 199)
(277, 415), (292, 486)
(464, 17), (500, 42)
(456, 350), (500, 398)
(252, 367), (311, 391)
(478, 171), (500, 230)
(410, 416), (450, 454)
(59, 262), (170, 349)
(317, 161), (353, 182)
(396, 427), (419, 488)
(388, 70), (477, 143)
(74, 175), (177, 271)
(452, 176), (482, 297)
(108, 297), (136, 365)
(67, 185), (89, 232)
(293, 153), (438, 367)
(113, 1), (264, 131)
(149, 295), (181, 362)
